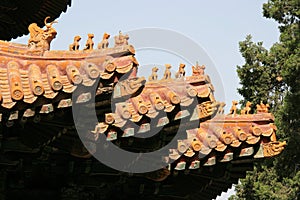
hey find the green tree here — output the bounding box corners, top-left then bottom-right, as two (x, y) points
(236, 35), (286, 109)
(231, 0), (300, 199)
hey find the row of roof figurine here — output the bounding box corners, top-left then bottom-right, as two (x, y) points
(229, 100), (270, 115)
(27, 16), (129, 51)
(148, 62), (206, 81)
(69, 31), (129, 51)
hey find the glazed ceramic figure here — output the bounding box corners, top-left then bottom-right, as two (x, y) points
(163, 64), (172, 79)
(28, 16), (57, 51)
(98, 32), (110, 49)
(84, 33), (94, 50)
(69, 35), (81, 51)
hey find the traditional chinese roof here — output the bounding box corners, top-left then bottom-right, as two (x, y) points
(0, 40), (136, 113)
(0, 0), (71, 40)
(0, 29), (285, 200)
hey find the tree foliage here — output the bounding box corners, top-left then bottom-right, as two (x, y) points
(231, 0), (300, 199)
(236, 36), (286, 109)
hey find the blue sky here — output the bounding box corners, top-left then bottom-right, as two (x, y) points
(13, 1), (280, 198)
